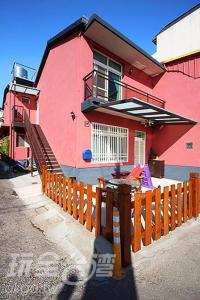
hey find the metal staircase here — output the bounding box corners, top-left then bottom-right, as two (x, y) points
(24, 111), (63, 175)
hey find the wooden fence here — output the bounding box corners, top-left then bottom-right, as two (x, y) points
(42, 167), (200, 267)
(42, 166), (101, 236)
(131, 173), (200, 252)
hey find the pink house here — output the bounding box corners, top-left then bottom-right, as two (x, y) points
(1, 7), (199, 183)
(1, 64), (39, 161)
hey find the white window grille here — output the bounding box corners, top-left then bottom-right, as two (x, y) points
(91, 123), (128, 163)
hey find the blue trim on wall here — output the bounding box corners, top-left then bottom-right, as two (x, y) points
(61, 164), (134, 185)
(61, 164), (200, 184)
(165, 165), (200, 181)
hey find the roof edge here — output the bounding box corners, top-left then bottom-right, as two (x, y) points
(35, 13), (166, 86)
(35, 16), (88, 86)
(2, 85), (9, 110)
(152, 3), (200, 44)
(85, 14), (165, 72)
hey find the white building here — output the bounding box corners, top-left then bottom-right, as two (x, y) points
(152, 4), (200, 62)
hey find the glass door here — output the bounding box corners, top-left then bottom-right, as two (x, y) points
(93, 50), (122, 101)
(93, 64), (108, 99)
(134, 131), (146, 165)
(108, 71), (121, 101)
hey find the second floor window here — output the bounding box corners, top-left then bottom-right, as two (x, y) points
(93, 51), (122, 101)
(16, 133), (29, 147)
(22, 97), (31, 104)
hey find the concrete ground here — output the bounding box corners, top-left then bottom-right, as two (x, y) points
(0, 171), (200, 299)
(149, 176), (181, 190)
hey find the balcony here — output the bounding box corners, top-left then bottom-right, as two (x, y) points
(12, 105), (24, 127)
(83, 70), (165, 108)
(82, 70), (196, 124)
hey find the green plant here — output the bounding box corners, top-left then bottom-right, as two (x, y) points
(0, 136), (9, 155)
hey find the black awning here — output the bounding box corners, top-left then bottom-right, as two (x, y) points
(82, 98), (196, 125)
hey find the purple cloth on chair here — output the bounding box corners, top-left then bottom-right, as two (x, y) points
(141, 164), (155, 189)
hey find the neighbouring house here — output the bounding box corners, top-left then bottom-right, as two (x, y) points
(1, 64), (39, 161)
(151, 3), (200, 179)
(1, 5), (199, 183)
(0, 110), (5, 146)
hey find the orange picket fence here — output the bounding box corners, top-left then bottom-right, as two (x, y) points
(131, 173), (200, 252)
(42, 166), (101, 236)
(42, 166), (200, 265)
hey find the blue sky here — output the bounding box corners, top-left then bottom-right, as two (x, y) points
(0, 0), (199, 105)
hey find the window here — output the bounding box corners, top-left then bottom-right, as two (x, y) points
(93, 50), (122, 101)
(16, 134), (29, 147)
(108, 59), (122, 73)
(94, 51), (107, 65)
(92, 123), (128, 163)
(22, 97), (30, 104)
(93, 51), (122, 73)
(186, 142), (193, 149)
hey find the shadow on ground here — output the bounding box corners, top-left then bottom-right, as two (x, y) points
(57, 241), (138, 300)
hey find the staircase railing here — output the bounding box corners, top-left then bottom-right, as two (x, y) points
(12, 105), (24, 123)
(24, 110), (46, 175)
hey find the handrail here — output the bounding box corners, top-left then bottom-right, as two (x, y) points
(24, 110), (46, 174)
(83, 70), (166, 108)
(12, 105), (24, 123)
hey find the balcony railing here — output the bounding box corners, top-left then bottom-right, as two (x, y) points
(12, 105), (24, 124)
(83, 70), (165, 108)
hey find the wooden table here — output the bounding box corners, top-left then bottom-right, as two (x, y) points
(107, 178), (141, 190)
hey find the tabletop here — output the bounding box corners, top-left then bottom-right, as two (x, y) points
(107, 178), (140, 188)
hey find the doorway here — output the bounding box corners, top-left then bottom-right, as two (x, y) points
(134, 131), (146, 165)
(93, 50), (122, 101)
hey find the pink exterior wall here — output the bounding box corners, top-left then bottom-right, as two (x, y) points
(77, 36), (154, 168)
(38, 34), (82, 167)
(37, 32), (200, 170)
(3, 92), (12, 126)
(76, 110), (152, 168)
(151, 54), (200, 167)
(37, 34), (155, 169)
(3, 91), (37, 126)
(14, 148), (29, 161)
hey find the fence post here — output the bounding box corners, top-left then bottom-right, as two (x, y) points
(112, 207), (126, 280)
(117, 184), (132, 267)
(95, 187), (101, 237)
(42, 166), (45, 193)
(198, 178), (200, 215)
(63, 177), (67, 211)
(104, 189), (114, 242)
(133, 192), (142, 252)
(190, 173), (199, 218)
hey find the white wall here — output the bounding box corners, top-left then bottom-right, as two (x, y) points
(153, 8), (200, 62)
